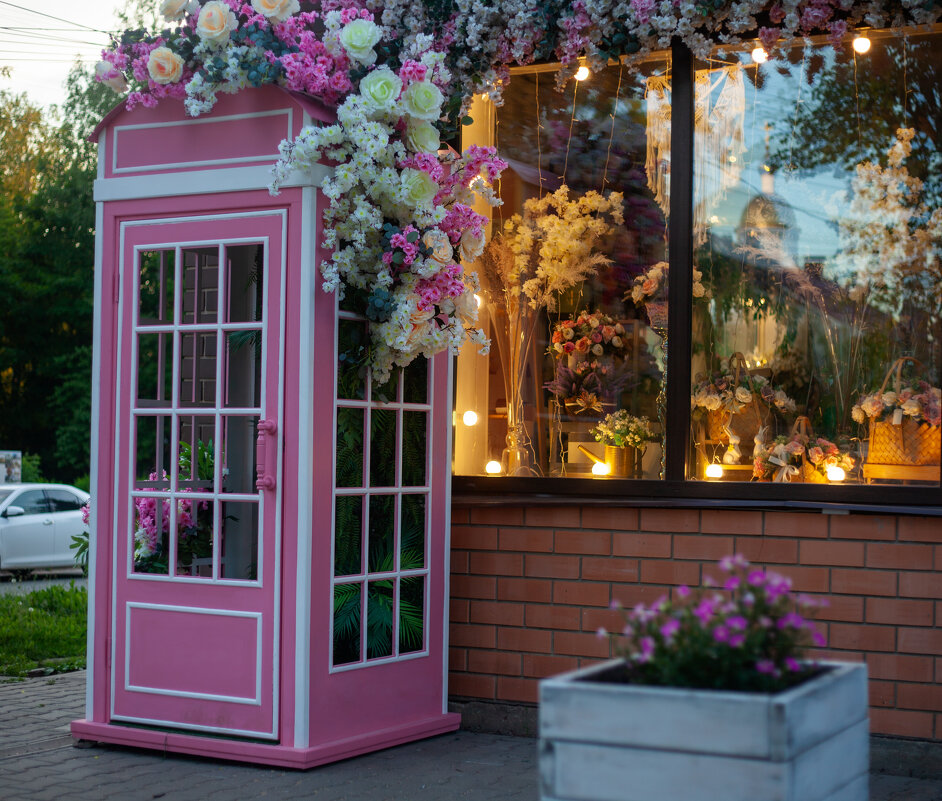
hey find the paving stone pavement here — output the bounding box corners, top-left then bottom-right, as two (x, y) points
(0, 671), (940, 801)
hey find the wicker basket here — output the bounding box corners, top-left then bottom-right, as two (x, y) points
(706, 353), (771, 447)
(866, 358), (941, 467)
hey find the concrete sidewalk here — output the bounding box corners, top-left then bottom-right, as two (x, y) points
(0, 671), (939, 801)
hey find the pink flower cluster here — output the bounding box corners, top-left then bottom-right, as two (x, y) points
(400, 153), (445, 183)
(440, 203), (488, 245)
(415, 263), (466, 311)
(133, 471), (206, 554)
(382, 225), (422, 269)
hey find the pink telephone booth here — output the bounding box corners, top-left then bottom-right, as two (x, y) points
(71, 86), (460, 767)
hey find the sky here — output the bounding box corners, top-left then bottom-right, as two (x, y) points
(0, 0), (122, 109)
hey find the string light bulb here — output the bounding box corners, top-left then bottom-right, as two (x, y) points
(826, 465), (846, 482)
(462, 410), (479, 426)
(574, 64), (590, 81)
(705, 463), (724, 479)
(591, 461), (611, 476)
(751, 46), (768, 64)
(485, 460), (503, 475)
(852, 35), (871, 54)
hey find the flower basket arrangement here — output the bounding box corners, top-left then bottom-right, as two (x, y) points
(540, 555), (868, 801)
(852, 357), (941, 467)
(626, 261), (710, 328)
(753, 418), (855, 483)
(590, 410), (652, 476)
(543, 360), (631, 417)
(550, 310), (630, 363)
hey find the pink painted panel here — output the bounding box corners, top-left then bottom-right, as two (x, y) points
(127, 605), (259, 699)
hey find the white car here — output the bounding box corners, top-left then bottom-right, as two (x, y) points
(0, 483), (90, 572)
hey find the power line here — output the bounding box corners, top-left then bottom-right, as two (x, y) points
(0, 29), (108, 47)
(0, 2), (110, 34)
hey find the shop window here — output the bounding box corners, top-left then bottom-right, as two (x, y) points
(454, 27), (941, 501)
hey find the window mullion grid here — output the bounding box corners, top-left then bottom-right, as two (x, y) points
(212, 242), (225, 581)
(665, 41), (695, 483)
(168, 246), (183, 573)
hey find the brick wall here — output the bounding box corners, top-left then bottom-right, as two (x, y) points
(448, 504), (942, 741)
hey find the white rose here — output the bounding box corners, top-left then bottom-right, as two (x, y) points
(401, 81), (443, 121)
(404, 119), (440, 153)
(399, 168), (438, 208)
(554, 343), (564, 353)
(614, 323), (624, 335)
(563, 328), (574, 341)
(881, 391), (898, 407)
(339, 19), (382, 66)
(197, 1), (237, 44)
(423, 230), (453, 264)
(459, 228), (484, 262)
(358, 68), (402, 112)
(591, 344), (604, 356)
(611, 336), (622, 348)
(251, 0), (299, 22)
(735, 387), (752, 404)
(147, 47), (184, 84)
(704, 395), (723, 411)
(901, 399), (921, 417)
(160, 0), (198, 20)
(95, 60), (128, 92)
(851, 405), (866, 424)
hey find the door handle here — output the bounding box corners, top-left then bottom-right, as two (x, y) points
(255, 419), (277, 491)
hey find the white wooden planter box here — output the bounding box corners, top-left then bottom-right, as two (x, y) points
(539, 659), (868, 801)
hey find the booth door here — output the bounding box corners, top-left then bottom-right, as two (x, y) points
(110, 212), (285, 740)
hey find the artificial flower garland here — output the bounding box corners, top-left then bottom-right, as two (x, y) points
(96, 0), (941, 377)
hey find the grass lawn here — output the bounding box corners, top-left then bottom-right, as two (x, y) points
(0, 583), (87, 677)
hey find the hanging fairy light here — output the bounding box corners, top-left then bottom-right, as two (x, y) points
(574, 64), (590, 81)
(751, 46), (768, 64)
(852, 35), (871, 54)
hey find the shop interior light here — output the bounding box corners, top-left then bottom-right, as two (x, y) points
(462, 410), (479, 426)
(852, 35), (871, 54)
(591, 461), (611, 476)
(574, 65), (590, 81)
(474, 293), (483, 308)
(826, 465), (846, 482)
(751, 46), (768, 64)
(705, 463), (724, 479)
(485, 460), (503, 474)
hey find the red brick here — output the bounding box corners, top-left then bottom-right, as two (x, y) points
(581, 507), (639, 531)
(452, 525), (497, 550)
(522, 654), (579, 678)
(449, 672), (495, 699)
(497, 626), (552, 653)
(870, 708), (934, 739)
(499, 527), (553, 552)
(467, 650), (521, 676)
(497, 577), (552, 603)
(829, 623), (896, 652)
(469, 601), (524, 627)
(451, 574), (497, 600)
(700, 510), (763, 536)
(938, 657), (942, 684)
(448, 648), (467, 671)
(897, 683), (942, 712)
(831, 569), (896, 596)
(581, 557), (639, 583)
(673, 534), (735, 561)
(866, 598), (933, 627)
(554, 631), (612, 659)
(451, 506), (470, 525)
(866, 543), (934, 570)
(553, 581), (611, 607)
(613, 585), (669, 607)
(450, 599), (469, 624)
(899, 628), (942, 655)
(449, 623), (496, 649)
(469, 551), (523, 576)
(816, 596), (864, 623)
(555, 530), (612, 555)
(639, 508), (700, 533)
(525, 506), (581, 528)
(830, 515), (896, 541)
(613, 532), (672, 558)
(772, 565), (830, 593)
(800, 541), (864, 567)
(525, 554), (581, 579)
(525, 604), (581, 631)
(764, 512), (827, 538)
(899, 572), (942, 599)
(451, 550), (469, 572)
(869, 680), (896, 708)
(936, 714), (942, 741)
(640, 560), (700, 586)
(733, 538), (798, 564)
(582, 608), (625, 633)
(898, 516), (942, 543)
(470, 507), (524, 526)
(496, 676), (538, 704)
(937, 546), (942, 572)
(866, 653), (934, 683)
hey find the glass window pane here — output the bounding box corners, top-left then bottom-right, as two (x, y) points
(179, 332), (217, 408)
(399, 576), (424, 655)
(182, 247), (219, 325)
(175, 497), (213, 578)
(453, 55), (671, 479)
(134, 415), (171, 487)
(131, 495), (169, 575)
(336, 407), (364, 487)
(403, 358), (427, 404)
(372, 367), (400, 404)
(333, 582), (361, 666)
(402, 411), (427, 487)
(225, 244), (263, 324)
(689, 28), (941, 489)
(176, 415), (215, 491)
(366, 580), (394, 659)
(334, 495), (363, 576)
(219, 415), (259, 494)
(136, 332), (172, 408)
(338, 319), (366, 400)
(400, 493), (425, 570)
(137, 249), (174, 326)
(220, 501), (258, 581)
(367, 494), (394, 573)
(224, 330), (262, 409)
(370, 407), (397, 487)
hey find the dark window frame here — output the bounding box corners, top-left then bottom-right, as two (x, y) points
(452, 40), (942, 511)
